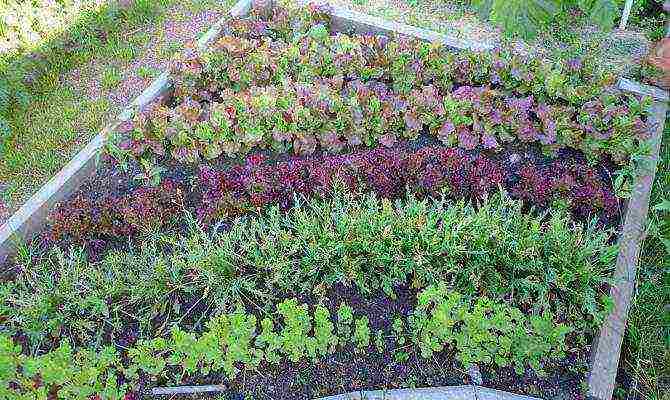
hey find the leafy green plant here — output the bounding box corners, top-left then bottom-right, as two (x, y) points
(578, 0), (618, 28)
(391, 315), (410, 364)
(134, 158), (167, 187)
(126, 338), (168, 380)
(336, 303), (354, 342)
(0, 335), (21, 398)
(353, 316), (371, 351)
(256, 318), (283, 364)
(409, 283), (572, 373)
(276, 299), (314, 362)
(473, 0), (559, 39)
(374, 329), (385, 353)
(472, 0), (618, 39)
(2, 288), (577, 399)
(206, 308), (262, 377)
(313, 305), (338, 356)
(392, 317), (407, 346)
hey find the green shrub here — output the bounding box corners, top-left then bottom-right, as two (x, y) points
(472, 0), (619, 38)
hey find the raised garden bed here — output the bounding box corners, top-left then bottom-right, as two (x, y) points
(0, 1), (668, 400)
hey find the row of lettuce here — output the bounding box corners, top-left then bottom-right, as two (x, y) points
(51, 145), (619, 249)
(109, 2), (652, 167)
(2, 191), (615, 398)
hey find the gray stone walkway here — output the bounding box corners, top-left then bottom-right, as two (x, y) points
(318, 386), (542, 400)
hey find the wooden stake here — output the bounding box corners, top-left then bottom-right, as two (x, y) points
(619, 0), (634, 30)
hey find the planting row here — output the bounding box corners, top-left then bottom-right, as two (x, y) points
(183, 2), (625, 106)
(116, 77), (649, 165)
(0, 288), (571, 400)
(109, 2), (652, 167)
(50, 144), (619, 249)
(10, 192), (613, 352)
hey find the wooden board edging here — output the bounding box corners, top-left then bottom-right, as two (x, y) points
(587, 92), (668, 400)
(618, 77), (670, 102)
(326, 5), (493, 52)
(147, 384), (541, 399)
(151, 385), (227, 396)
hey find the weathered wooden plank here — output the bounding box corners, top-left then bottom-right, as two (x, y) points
(587, 97), (668, 400)
(197, 0), (253, 47)
(118, 71), (171, 122)
(152, 385), (226, 396)
(618, 77), (669, 102)
(308, 1), (493, 52)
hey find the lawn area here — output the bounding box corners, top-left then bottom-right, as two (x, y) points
(0, 0), (668, 399)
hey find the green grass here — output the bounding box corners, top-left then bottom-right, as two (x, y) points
(137, 65), (160, 79)
(623, 123), (670, 399)
(106, 37), (141, 62)
(184, 0), (223, 13)
(158, 40), (184, 59)
(101, 66), (123, 90)
(0, 0), (170, 209)
(0, 88), (110, 203)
